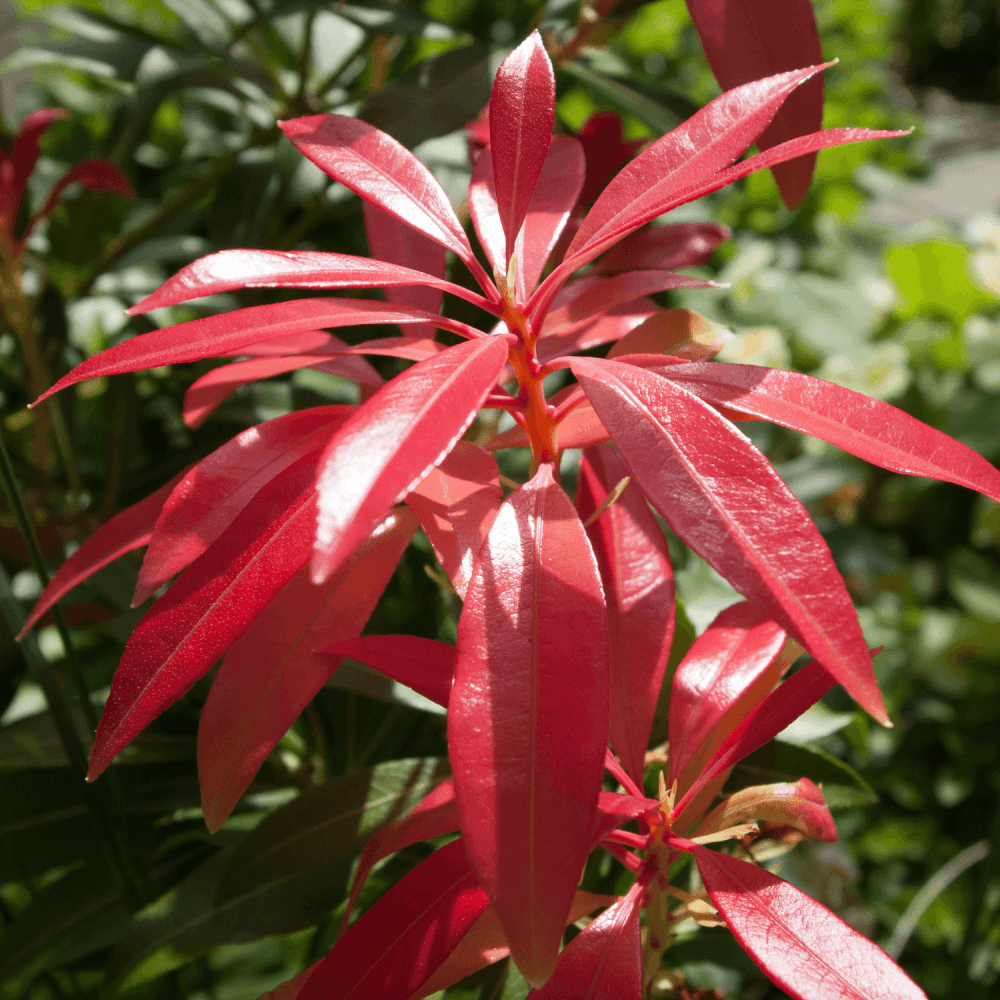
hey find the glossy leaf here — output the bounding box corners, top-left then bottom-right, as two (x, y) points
(608, 309), (733, 361)
(129, 248), (490, 315)
(684, 0), (824, 208)
(404, 440), (502, 598)
(528, 883), (643, 1000)
(324, 634), (455, 710)
(696, 778), (837, 843)
(486, 398), (610, 453)
(668, 602), (789, 791)
(592, 222), (729, 273)
(280, 115), (494, 294)
(489, 31), (556, 261)
(299, 838), (488, 1000)
(576, 444), (675, 784)
(569, 358), (887, 723)
(593, 790), (661, 846)
(692, 846), (928, 1000)
(654, 361), (1000, 502)
(311, 335), (509, 583)
(136, 408), (352, 606)
(21, 471), (185, 637)
(198, 509), (416, 831)
(536, 297), (660, 364)
(34, 299), (479, 407)
(449, 464), (609, 986)
(88, 456), (320, 780)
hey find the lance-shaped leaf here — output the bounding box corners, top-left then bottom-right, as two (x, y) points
(567, 358), (887, 724)
(33, 299), (480, 407)
(198, 509), (415, 831)
(592, 222), (729, 274)
(340, 779), (459, 939)
(536, 298), (660, 363)
(696, 778), (837, 843)
(280, 115), (495, 296)
(181, 354), (378, 430)
(449, 464), (610, 986)
(128, 249), (491, 315)
(312, 335), (509, 584)
(668, 602), (789, 791)
(415, 892), (620, 999)
(324, 635), (455, 710)
(27, 157), (135, 238)
(225, 330), (337, 357)
(691, 846), (928, 1000)
(576, 444), (675, 784)
(608, 309), (732, 361)
(685, 0), (824, 208)
(653, 361), (1000, 502)
(528, 882), (644, 1000)
(593, 790), (662, 846)
(489, 31), (556, 262)
(299, 837), (488, 1000)
(20, 471), (185, 637)
(88, 455), (320, 781)
(404, 440), (502, 598)
(9, 109), (67, 191)
(136, 408), (352, 606)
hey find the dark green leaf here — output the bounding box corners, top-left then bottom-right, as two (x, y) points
(561, 61), (680, 135)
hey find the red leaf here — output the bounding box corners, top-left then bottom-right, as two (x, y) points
(33, 298), (480, 407)
(225, 330), (338, 357)
(577, 444), (675, 784)
(88, 455), (320, 780)
(197, 508), (415, 831)
(414, 891), (620, 1000)
(576, 111), (647, 207)
(341, 779), (459, 942)
(20, 472), (186, 637)
(593, 790), (661, 846)
(323, 635), (455, 710)
(300, 838), (489, 1000)
(280, 115), (495, 297)
(489, 31), (556, 261)
(684, 0), (824, 208)
(486, 399), (610, 453)
(655, 361), (1000, 503)
(527, 882), (644, 1000)
(536, 297), (659, 364)
(692, 846), (927, 1000)
(27, 158), (135, 238)
(668, 602), (789, 792)
(568, 358), (888, 724)
(137, 407), (351, 607)
(181, 354), (378, 429)
(11, 109), (67, 191)
(696, 777), (837, 843)
(364, 202), (449, 337)
(449, 464), (610, 986)
(607, 309), (733, 361)
(404, 440), (502, 598)
(592, 222), (729, 273)
(129, 248), (491, 315)
(311, 335), (509, 584)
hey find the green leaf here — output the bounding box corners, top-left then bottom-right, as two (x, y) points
(887, 241), (995, 322)
(218, 757), (450, 901)
(561, 61), (680, 135)
(947, 547), (1000, 624)
(727, 740), (878, 809)
(269, 0), (444, 36)
(358, 42), (491, 149)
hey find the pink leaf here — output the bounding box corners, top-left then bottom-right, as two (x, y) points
(300, 838), (489, 1000)
(654, 361), (1000, 502)
(224, 330), (338, 357)
(197, 509), (416, 831)
(592, 222), (729, 274)
(33, 298), (480, 407)
(280, 115), (495, 297)
(528, 882), (644, 1000)
(88, 455), (320, 780)
(576, 444), (675, 784)
(181, 354), (379, 430)
(137, 407), (352, 606)
(668, 602), (789, 792)
(489, 31), (556, 261)
(536, 297), (659, 364)
(684, 0), (824, 208)
(311, 335), (509, 584)
(568, 358), (888, 724)
(129, 248), (492, 315)
(20, 471), (186, 637)
(607, 309), (733, 361)
(449, 464), (609, 986)
(593, 790), (661, 846)
(323, 634), (455, 710)
(692, 846), (927, 1000)
(404, 440), (502, 598)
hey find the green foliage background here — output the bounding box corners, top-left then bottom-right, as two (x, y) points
(0, 1), (998, 998)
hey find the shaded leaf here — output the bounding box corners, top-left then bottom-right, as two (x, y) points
(696, 778), (837, 843)
(592, 222), (729, 274)
(608, 309), (732, 361)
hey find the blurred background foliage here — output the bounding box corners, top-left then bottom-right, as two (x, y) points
(0, 1), (998, 999)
